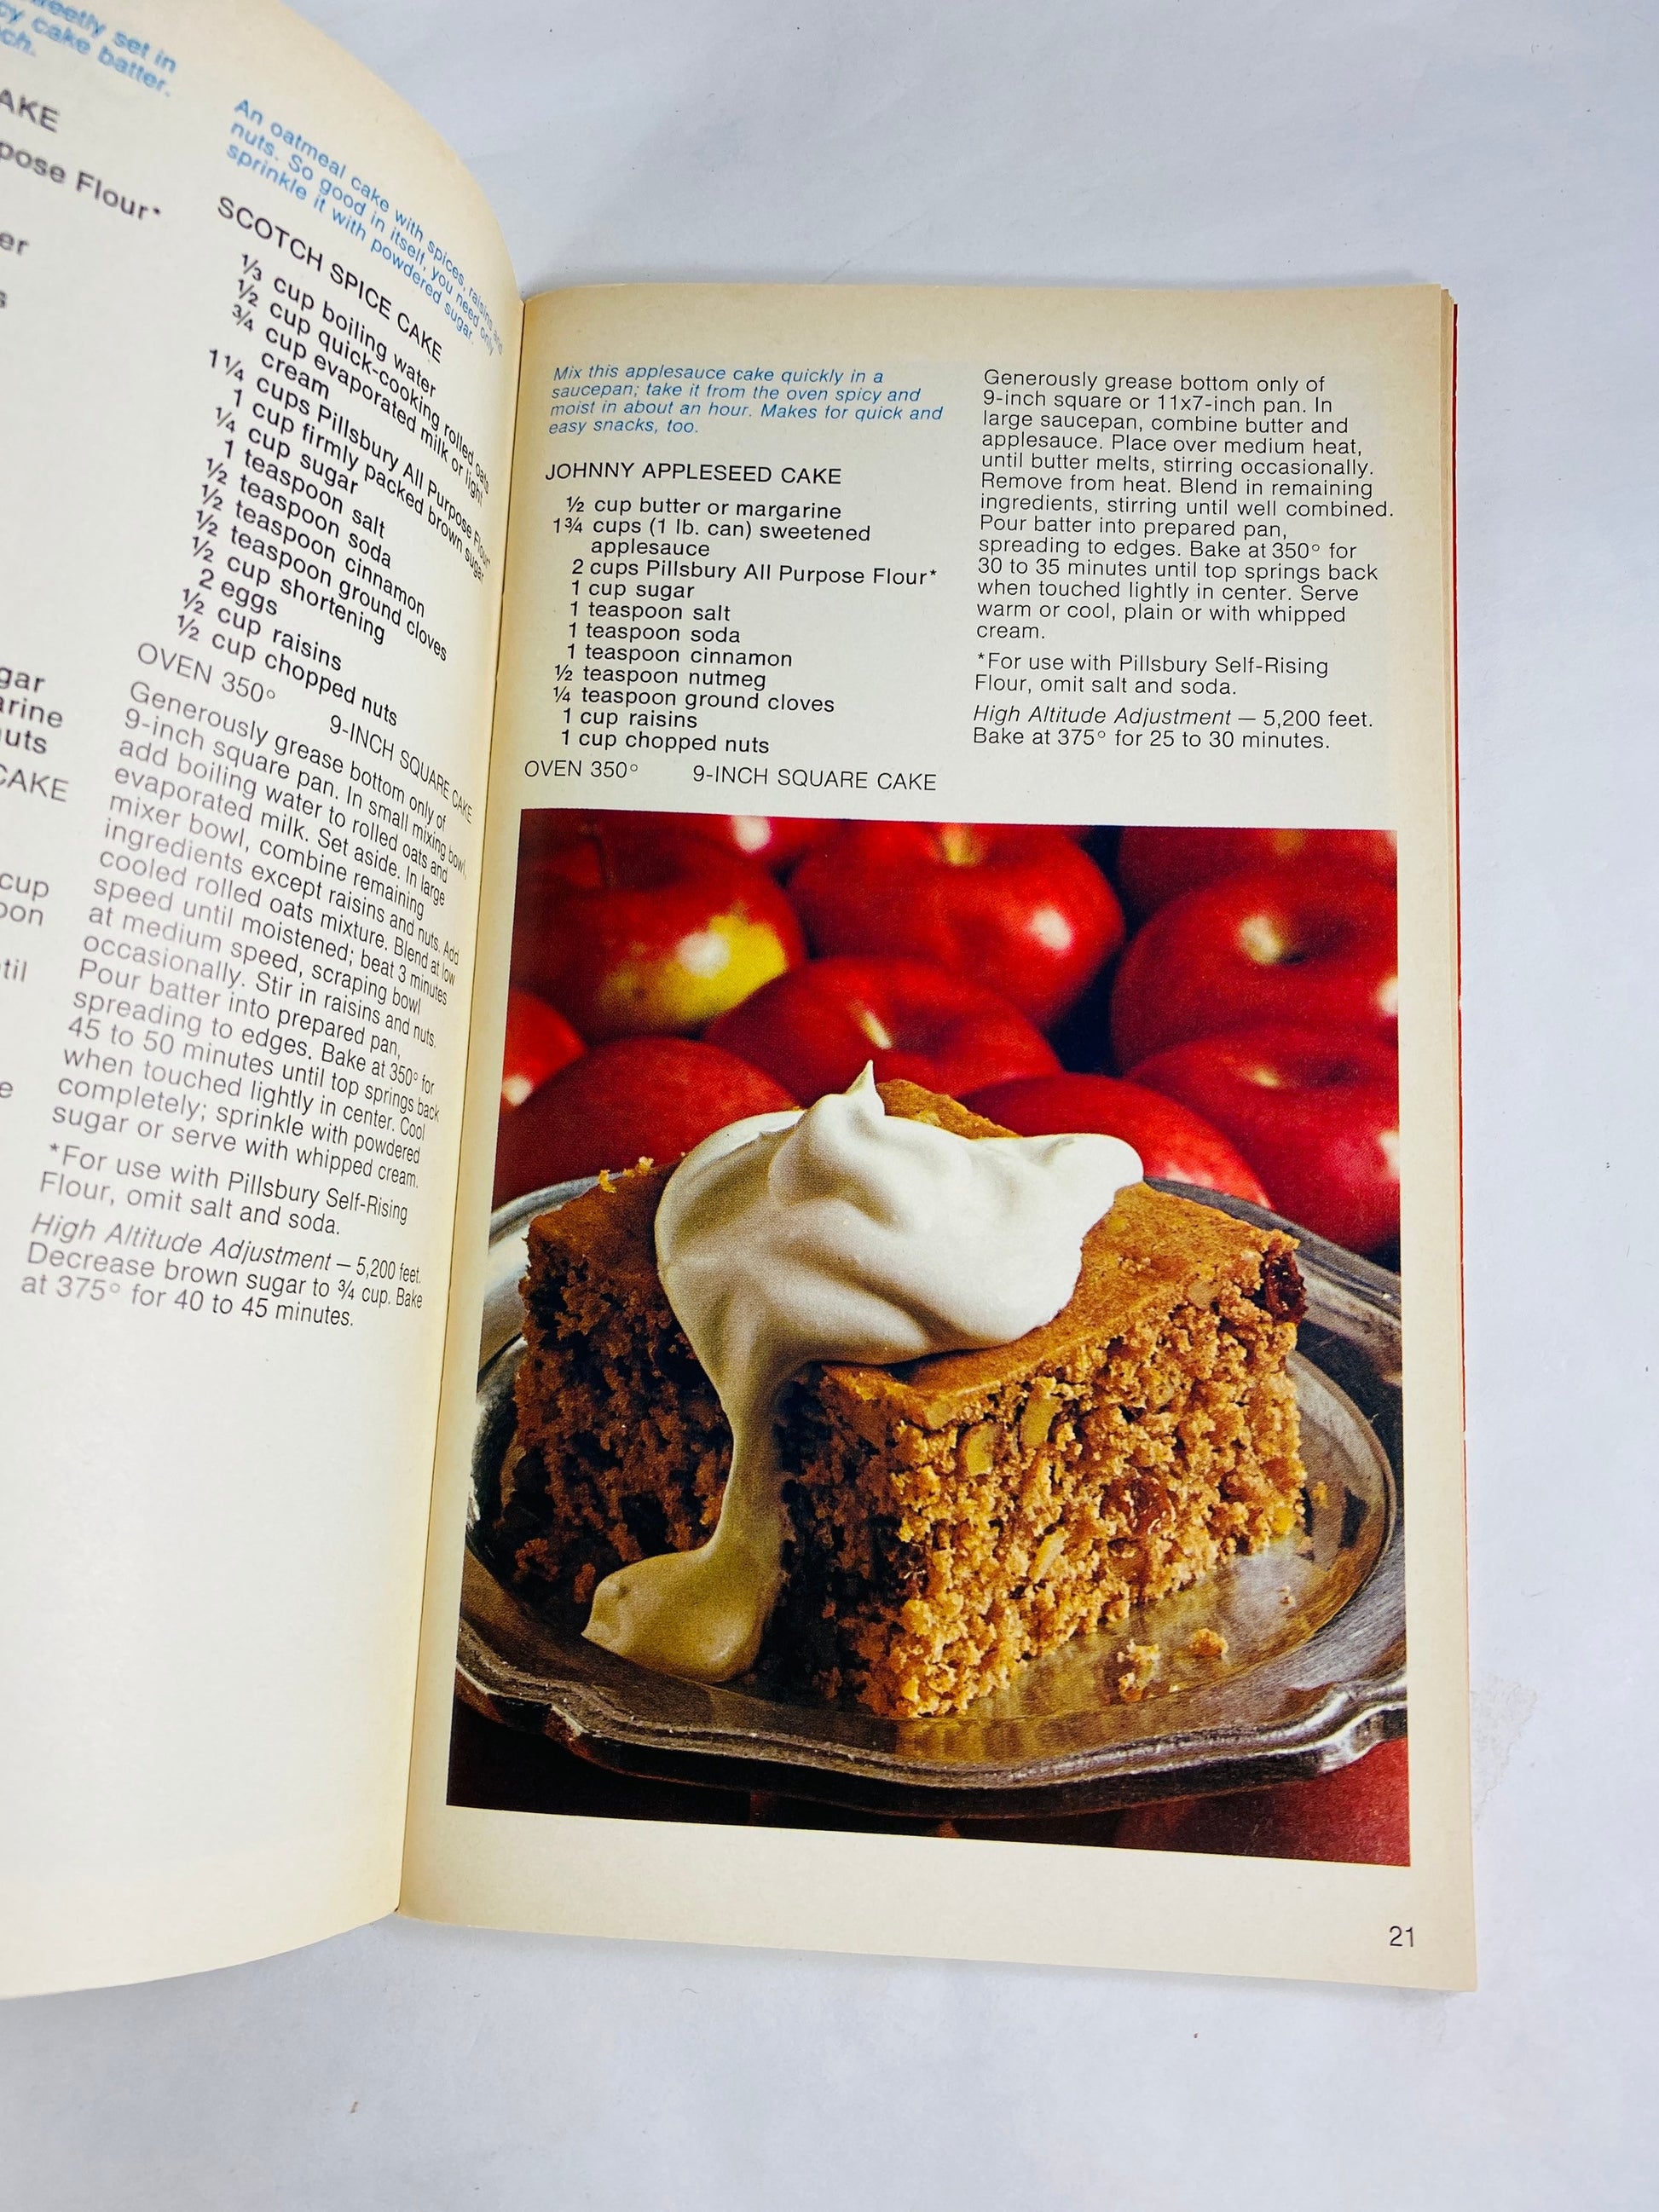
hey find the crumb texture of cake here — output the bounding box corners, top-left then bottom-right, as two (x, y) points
(505, 1164), (729, 1615)
(503, 1080), (1306, 1717)
(768, 1173), (1304, 1718)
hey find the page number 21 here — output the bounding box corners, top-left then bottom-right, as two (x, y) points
(1389, 1925), (1414, 1948)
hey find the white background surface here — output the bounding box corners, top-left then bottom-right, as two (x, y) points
(5, 2), (1654, 2202)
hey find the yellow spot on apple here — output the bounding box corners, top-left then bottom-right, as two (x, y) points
(598, 915), (793, 1034)
(1246, 1064), (1286, 1089)
(1376, 973), (1399, 1019)
(937, 823), (986, 868)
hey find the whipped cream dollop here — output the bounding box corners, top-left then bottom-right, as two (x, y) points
(583, 1067), (1142, 1682)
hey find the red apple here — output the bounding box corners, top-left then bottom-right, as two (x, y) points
(516, 806), (598, 870)
(500, 988), (585, 1110)
(962, 1073), (1269, 1206)
(1112, 1736), (1408, 1865)
(492, 1037), (797, 1204)
(1114, 827), (1397, 916)
(789, 822), (1124, 1027)
(511, 819), (805, 1041)
(650, 812), (837, 874)
(1128, 1025), (1399, 1251)
(516, 807), (833, 876)
(706, 956), (1061, 1106)
(1108, 865), (1397, 1068)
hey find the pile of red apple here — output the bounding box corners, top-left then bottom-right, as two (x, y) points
(497, 810), (1400, 1260)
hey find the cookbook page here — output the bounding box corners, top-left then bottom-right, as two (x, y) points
(402, 283), (1470, 1990)
(0, 0), (519, 1995)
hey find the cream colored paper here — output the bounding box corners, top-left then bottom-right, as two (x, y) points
(0, 0), (519, 1995)
(401, 286), (1471, 1990)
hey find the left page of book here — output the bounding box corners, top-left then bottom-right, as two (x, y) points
(0, 0), (520, 1996)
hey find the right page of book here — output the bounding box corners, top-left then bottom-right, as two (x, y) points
(402, 282), (1470, 1990)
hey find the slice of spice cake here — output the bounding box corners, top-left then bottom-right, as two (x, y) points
(501, 1081), (1306, 1718)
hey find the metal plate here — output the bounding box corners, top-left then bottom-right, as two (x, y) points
(457, 1180), (1404, 1819)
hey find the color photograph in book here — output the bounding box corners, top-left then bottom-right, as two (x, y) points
(454, 807), (1407, 1866)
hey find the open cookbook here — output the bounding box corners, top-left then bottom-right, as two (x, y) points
(0, 0), (1471, 1996)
